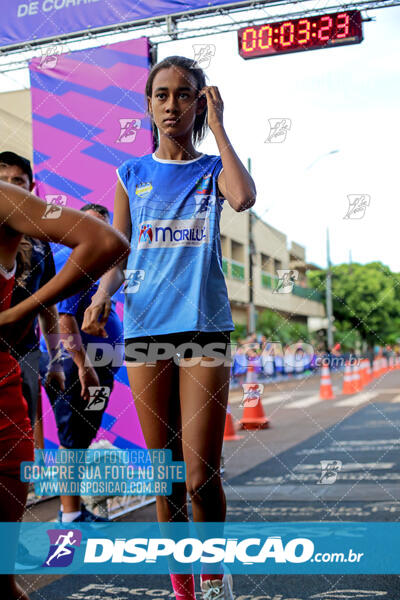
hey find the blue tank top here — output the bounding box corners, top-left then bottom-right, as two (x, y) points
(117, 152), (234, 339)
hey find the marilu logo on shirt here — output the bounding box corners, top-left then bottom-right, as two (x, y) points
(138, 219), (209, 249)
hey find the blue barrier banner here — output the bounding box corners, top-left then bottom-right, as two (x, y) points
(2, 522), (400, 574)
(1, 0), (240, 48)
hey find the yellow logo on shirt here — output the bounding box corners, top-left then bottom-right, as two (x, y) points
(135, 182), (153, 196)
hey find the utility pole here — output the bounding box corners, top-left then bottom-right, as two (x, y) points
(247, 157), (256, 335)
(326, 228), (334, 350)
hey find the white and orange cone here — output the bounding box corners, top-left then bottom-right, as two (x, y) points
(359, 359), (368, 387)
(351, 363), (362, 393)
(224, 405), (243, 441)
(342, 362), (353, 395)
(372, 359), (380, 379)
(319, 364), (335, 400)
(365, 360), (372, 384)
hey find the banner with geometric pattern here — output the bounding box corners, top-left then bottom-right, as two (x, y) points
(29, 36), (153, 450)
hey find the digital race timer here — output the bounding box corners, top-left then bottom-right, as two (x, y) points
(238, 10), (363, 59)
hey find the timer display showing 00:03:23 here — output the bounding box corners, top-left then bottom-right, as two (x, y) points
(238, 10), (363, 59)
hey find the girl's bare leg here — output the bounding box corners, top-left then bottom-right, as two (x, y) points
(126, 360), (187, 522)
(127, 360), (195, 599)
(179, 358), (230, 522)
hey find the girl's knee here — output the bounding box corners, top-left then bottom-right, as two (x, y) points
(186, 469), (222, 500)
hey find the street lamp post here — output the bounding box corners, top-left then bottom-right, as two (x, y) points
(326, 228), (334, 350)
(248, 157), (256, 335)
(306, 150), (339, 351)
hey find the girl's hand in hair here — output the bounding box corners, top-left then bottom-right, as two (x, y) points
(199, 86), (224, 132)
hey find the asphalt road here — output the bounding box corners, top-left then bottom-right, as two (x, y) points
(22, 368), (400, 600)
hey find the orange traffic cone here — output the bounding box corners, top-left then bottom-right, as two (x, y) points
(381, 356), (388, 375)
(352, 363), (362, 393)
(224, 405), (243, 441)
(319, 364), (335, 400)
(373, 359), (380, 379)
(239, 389), (269, 430)
(246, 363), (257, 383)
(365, 360), (372, 384)
(359, 360), (368, 387)
(342, 362), (353, 395)
(381, 357), (387, 376)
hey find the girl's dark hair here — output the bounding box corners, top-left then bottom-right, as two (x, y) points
(145, 55), (209, 147)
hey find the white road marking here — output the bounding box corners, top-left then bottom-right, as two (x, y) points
(335, 392), (378, 407)
(285, 395), (321, 409)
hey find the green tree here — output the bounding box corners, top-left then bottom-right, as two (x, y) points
(257, 309), (310, 344)
(307, 261), (400, 345)
(231, 322), (247, 343)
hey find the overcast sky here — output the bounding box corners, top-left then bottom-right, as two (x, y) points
(1, 4), (399, 271)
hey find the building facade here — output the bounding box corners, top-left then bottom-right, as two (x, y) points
(220, 202), (325, 328)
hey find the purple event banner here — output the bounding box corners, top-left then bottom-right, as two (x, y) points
(1, 0), (247, 49)
(29, 37), (153, 451)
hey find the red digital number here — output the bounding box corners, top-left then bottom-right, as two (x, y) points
(318, 15), (333, 42)
(297, 19), (311, 45)
(242, 28), (257, 53)
(259, 25), (273, 49)
(336, 12), (350, 39)
(280, 21), (295, 47)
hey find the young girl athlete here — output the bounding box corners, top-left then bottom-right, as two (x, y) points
(82, 56), (256, 600)
(0, 181), (129, 600)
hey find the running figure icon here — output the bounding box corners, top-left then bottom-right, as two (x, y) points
(45, 531), (76, 566)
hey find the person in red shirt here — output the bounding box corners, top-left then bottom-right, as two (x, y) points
(0, 180), (129, 600)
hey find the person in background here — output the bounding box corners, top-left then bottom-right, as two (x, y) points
(0, 179), (129, 600)
(0, 152), (66, 430)
(40, 203), (124, 523)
